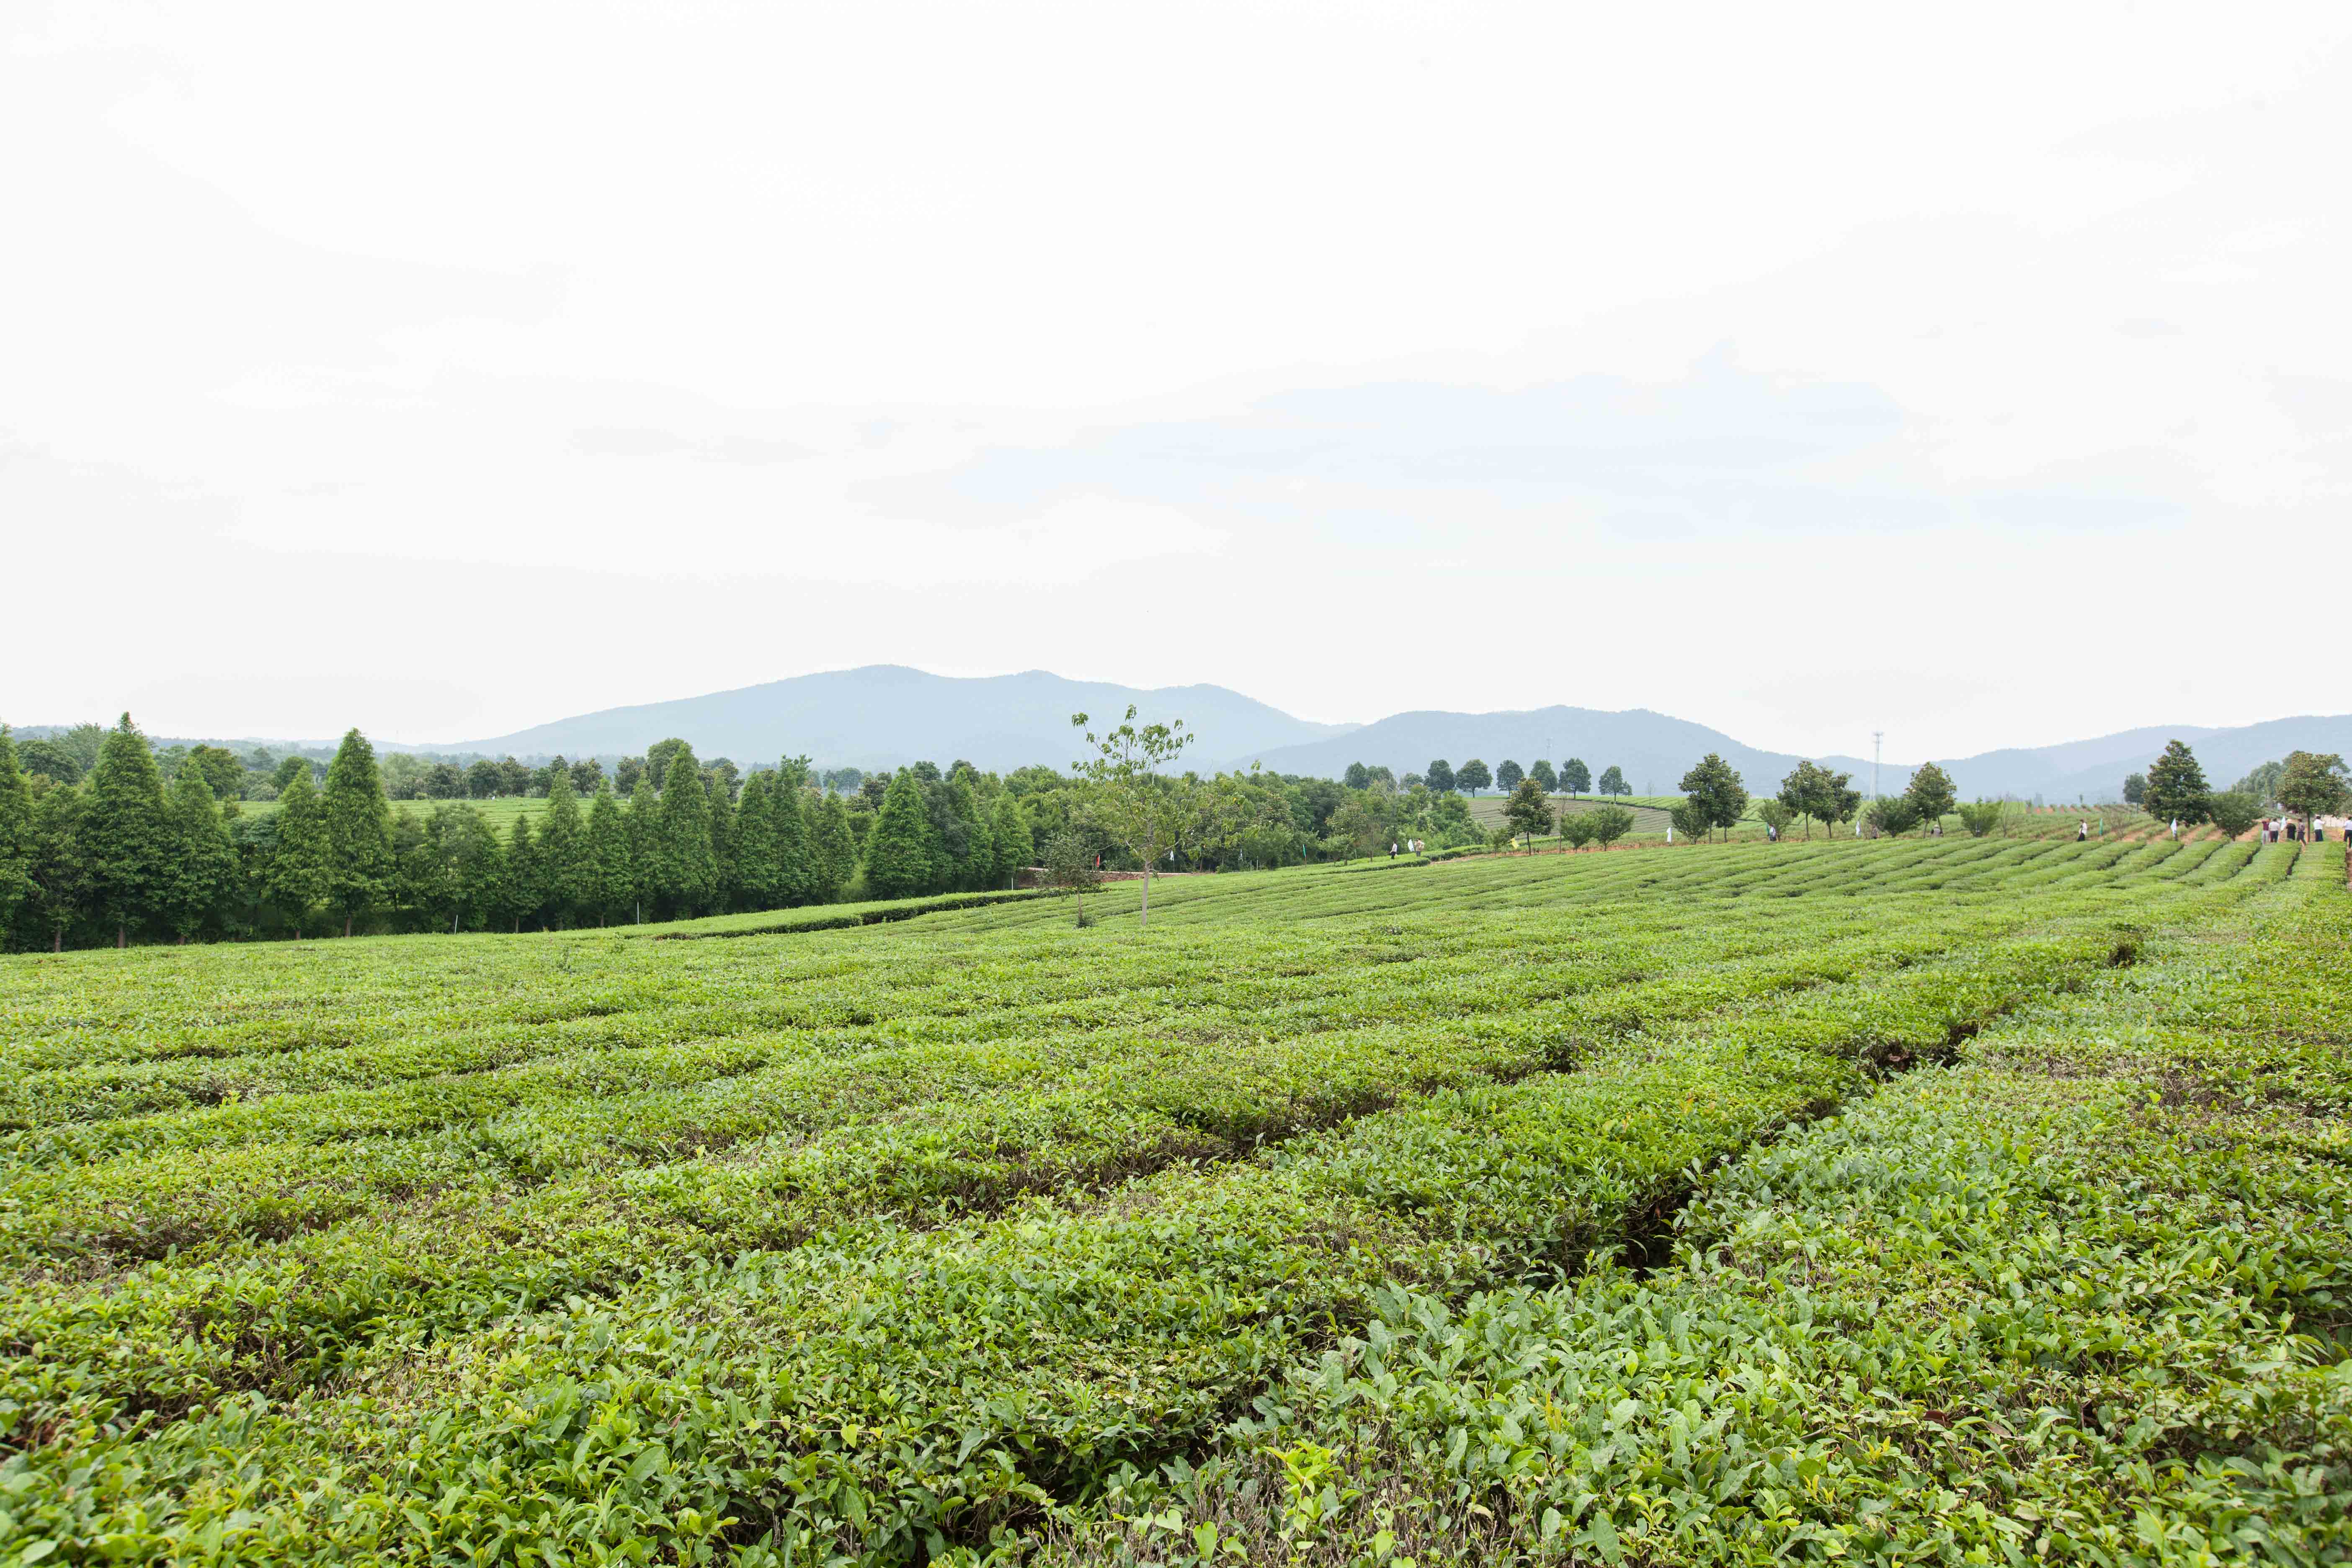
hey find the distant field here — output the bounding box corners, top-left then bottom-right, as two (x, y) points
(236, 794), (552, 827)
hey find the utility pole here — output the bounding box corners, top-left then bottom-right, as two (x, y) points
(1872, 731), (1883, 802)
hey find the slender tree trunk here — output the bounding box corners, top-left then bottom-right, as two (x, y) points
(344, 913), (352, 938)
(53, 930), (62, 953)
(117, 923), (125, 949)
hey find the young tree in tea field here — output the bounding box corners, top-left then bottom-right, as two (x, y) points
(2142, 740), (2210, 825)
(321, 730), (395, 936)
(2206, 790), (2260, 841)
(1865, 795), (1921, 838)
(0, 731), (31, 935)
(1529, 759), (1558, 793)
(864, 767), (935, 900)
(84, 715), (170, 946)
(1586, 803), (1635, 847)
(1669, 798), (1709, 843)
(1954, 799), (2005, 837)
(2275, 750), (2349, 838)
(1558, 809), (1597, 850)
(1455, 758), (1492, 796)
(163, 755), (234, 941)
(1678, 753), (1749, 841)
(1040, 829), (1099, 926)
(1071, 705), (1196, 927)
(1756, 799), (1794, 840)
(269, 763), (330, 935)
(1501, 775), (1554, 851)
(1777, 761), (1822, 838)
(1424, 759), (1455, 794)
(1901, 762), (1957, 833)
(2122, 771), (2147, 807)
(1560, 758), (1592, 797)
(1494, 760), (1525, 794)
(1594, 763), (1624, 797)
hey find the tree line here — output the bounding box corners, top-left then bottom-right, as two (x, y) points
(1343, 756), (1630, 798)
(0, 715), (1511, 951)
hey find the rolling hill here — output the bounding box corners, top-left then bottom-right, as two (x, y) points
(426, 665), (1358, 774)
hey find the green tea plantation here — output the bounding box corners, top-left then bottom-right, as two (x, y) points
(2, 833), (2346, 1564)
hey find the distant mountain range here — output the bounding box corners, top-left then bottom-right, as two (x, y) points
(31, 664), (2347, 804)
(426, 666), (1359, 775)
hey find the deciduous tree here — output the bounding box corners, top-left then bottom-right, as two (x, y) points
(1586, 803), (1636, 848)
(1561, 758), (1592, 797)
(2206, 791), (2260, 841)
(1678, 753), (1749, 841)
(1424, 759), (1455, 794)
(1071, 706), (1197, 927)
(1494, 760), (1525, 794)
(2142, 740), (2210, 825)
(1529, 759), (1558, 793)
(1501, 776), (1553, 851)
(1455, 758), (1492, 796)
(2275, 750), (2349, 838)
(1901, 762), (1957, 833)
(1594, 764), (1624, 797)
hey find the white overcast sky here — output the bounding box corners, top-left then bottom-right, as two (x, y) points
(6, 3), (2349, 758)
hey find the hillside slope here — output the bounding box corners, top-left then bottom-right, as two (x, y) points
(429, 665), (1356, 772)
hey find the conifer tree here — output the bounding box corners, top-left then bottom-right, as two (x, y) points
(810, 793), (854, 903)
(322, 729), (395, 936)
(989, 792), (1034, 888)
(269, 763), (330, 936)
(164, 755), (234, 941)
(454, 805), (504, 930)
(628, 773), (665, 923)
(864, 768), (932, 899)
(537, 764), (589, 928)
(0, 730), (32, 937)
(25, 784), (88, 952)
(771, 766), (814, 905)
(497, 814), (538, 931)
(730, 771), (779, 908)
(659, 750), (718, 916)
(586, 780), (633, 925)
(947, 773), (993, 892)
(83, 714), (171, 946)
(705, 768), (737, 911)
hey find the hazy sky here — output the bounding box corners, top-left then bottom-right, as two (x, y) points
(8, 3), (2349, 760)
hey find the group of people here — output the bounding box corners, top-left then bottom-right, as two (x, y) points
(2262, 818), (2333, 843)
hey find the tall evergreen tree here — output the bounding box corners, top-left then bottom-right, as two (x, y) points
(864, 768), (932, 899)
(321, 729), (395, 936)
(810, 793), (854, 903)
(586, 780), (633, 925)
(0, 730), (32, 938)
(989, 792), (1034, 888)
(164, 755), (234, 941)
(537, 764), (590, 928)
(25, 784), (88, 952)
(627, 773), (665, 923)
(772, 769), (814, 905)
(659, 750), (718, 916)
(83, 714), (171, 946)
(705, 769), (738, 911)
(496, 815), (538, 932)
(269, 763), (330, 935)
(729, 771), (780, 908)
(946, 773), (993, 892)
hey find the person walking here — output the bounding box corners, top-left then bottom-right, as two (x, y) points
(2077, 820), (2088, 842)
